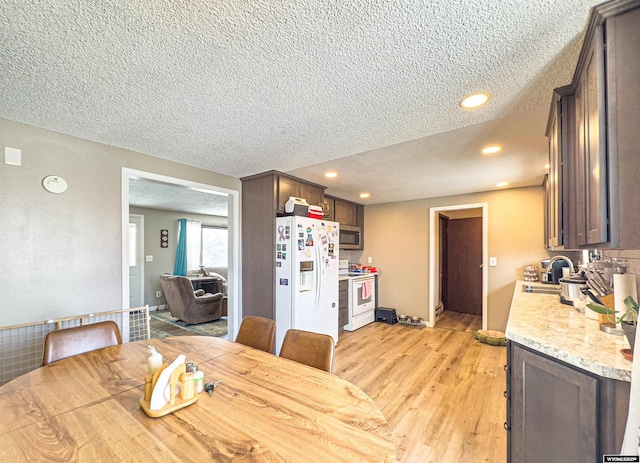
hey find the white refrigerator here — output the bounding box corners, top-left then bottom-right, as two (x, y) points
(275, 216), (340, 354)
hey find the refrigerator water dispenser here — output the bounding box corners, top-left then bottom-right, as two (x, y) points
(299, 261), (314, 292)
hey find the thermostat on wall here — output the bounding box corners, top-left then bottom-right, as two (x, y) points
(42, 176), (68, 194)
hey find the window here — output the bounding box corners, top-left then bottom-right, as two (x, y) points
(202, 226), (228, 268)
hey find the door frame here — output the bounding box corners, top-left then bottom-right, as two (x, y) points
(129, 213), (145, 308)
(428, 202), (488, 329)
(121, 168), (241, 341)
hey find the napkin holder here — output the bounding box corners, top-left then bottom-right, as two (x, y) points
(140, 354), (198, 418)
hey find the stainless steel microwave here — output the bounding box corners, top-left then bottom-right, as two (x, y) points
(339, 225), (362, 249)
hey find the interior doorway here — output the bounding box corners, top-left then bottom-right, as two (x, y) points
(428, 203), (488, 329)
(128, 214), (145, 308)
(121, 168), (241, 341)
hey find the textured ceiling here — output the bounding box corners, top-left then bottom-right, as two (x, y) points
(0, 0), (601, 205)
(129, 178), (228, 217)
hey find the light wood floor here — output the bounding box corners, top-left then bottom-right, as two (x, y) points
(334, 312), (506, 463)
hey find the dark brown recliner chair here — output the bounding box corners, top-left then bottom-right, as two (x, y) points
(279, 329), (335, 373)
(235, 316), (277, 354)
(42, 321), (122, 366)
(160, 275), (224, 324)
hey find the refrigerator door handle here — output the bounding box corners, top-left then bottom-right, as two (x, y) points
(315, 243), (321, 309)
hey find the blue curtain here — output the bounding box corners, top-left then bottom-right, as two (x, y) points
(174, 218), (187, 276)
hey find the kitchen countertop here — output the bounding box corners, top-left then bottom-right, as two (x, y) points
(506, 280), (632, 382)
(338, 272), (377, 282)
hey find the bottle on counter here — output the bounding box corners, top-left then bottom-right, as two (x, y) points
(147, 346), (163, 374)
(194, 371), (205, 393)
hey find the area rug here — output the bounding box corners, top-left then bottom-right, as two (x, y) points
(149, 310), (227, 339)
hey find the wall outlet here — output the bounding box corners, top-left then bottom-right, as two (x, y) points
(146, 255), (153, 262)
(156, 291), (162, 298)
(367, 256), (373, 264)
(489, 257), (497, 267)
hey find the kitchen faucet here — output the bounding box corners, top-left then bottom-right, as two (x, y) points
(547, 255), (575, 275)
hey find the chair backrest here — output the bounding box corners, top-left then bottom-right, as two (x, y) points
(160, 275), (196, 307)
(42, 321), (122, 366)
(235, 316), (277, 354)
(279, 329), (334, 373)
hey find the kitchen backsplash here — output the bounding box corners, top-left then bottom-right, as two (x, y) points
(603, 250), (640, 276)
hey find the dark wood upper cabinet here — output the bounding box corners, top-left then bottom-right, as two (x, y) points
(276, 175), (325, 215)
(326, 195), (365, 250)
(334, 199), (357, 226)
(572, 28), (609, 247)
(320, 196), (335, 221)
(545, 86), (574, 249)
(554, 0), (640, 250)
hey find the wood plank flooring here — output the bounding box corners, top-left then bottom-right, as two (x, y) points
(435, 309), (483, 333)
(333, 312), (506, 463)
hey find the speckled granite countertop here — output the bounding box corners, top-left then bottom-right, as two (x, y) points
(506, 280), (632, 382)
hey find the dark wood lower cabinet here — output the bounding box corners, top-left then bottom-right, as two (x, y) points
(507, 341), (629, 463)
(338, 280), (348, 329)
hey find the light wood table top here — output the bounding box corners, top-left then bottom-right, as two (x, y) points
(0, 336), (395, 462)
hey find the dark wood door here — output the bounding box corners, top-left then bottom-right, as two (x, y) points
(439, 214), (449, 311)
(445, 217), (482, 315)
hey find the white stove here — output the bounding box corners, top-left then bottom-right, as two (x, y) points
(339, 259), (376, 331)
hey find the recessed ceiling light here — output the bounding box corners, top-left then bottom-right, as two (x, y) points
(324, 172), (337, 178)
(460, 93), (490, 109)
(359, 193), (370, 199)
(482, 145), (502, 155)
(496, 182), (509, 187)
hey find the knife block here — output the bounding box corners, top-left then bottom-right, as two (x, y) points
(598, 294), (616, 325)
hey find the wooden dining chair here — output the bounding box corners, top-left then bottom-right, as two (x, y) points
(42, 321), (122, 366)
(235, 316), (277, 354)
(279, 329), (334, 373)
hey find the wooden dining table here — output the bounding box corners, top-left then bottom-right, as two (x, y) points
(0, 336), (395, 462)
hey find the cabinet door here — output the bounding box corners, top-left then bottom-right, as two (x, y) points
(278, 177), (303, 213)
(338, 280), (349, 327)
(584, 31), (608, 246)
(300, 183), (324, 210)
(548, 109), (561, 248)
(324, 197), (335, 221)
(542, 174), (550, 247)
(510, 344), (598, 463)
(574, 81), (588, 246)
(277, 177), (325, 214)
(335, 200), (357, 226)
